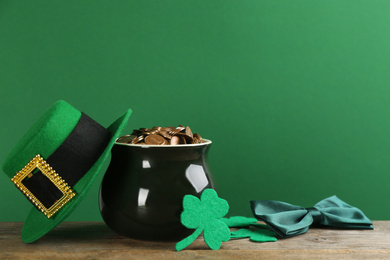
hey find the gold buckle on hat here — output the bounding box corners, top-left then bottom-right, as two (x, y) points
(11, 154), (76, 218)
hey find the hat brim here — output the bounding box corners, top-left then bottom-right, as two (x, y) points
(20, 109), (132, 243)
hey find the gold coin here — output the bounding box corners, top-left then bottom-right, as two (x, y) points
(185, 126), (193, 138)
(145, 134), (168, 145)
(144, 129), (159, 135)
(117, 135), (136, 143)
(130, 135), (144, 144)
(168, 126), (185, 136)
(192, 133), (202, 144)
(158, 130), (172, 139)
(170, 136), (180, 145)
(193, 133), (202, 139)
(176, 132), (193, 144)
(178, 135), (187, 144)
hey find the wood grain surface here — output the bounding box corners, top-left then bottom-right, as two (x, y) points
(0, 221), (388, 259)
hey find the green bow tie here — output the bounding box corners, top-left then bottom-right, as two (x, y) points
(250, 195), (373, 238)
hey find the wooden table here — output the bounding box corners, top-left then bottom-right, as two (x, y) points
(0, 221), (389, 259)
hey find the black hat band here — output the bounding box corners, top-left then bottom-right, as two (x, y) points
(20, 113), (111, 211)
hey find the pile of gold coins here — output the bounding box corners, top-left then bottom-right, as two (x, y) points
(117, 125), (203, 145)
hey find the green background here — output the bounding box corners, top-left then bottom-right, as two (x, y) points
(1, 0), (390, 222)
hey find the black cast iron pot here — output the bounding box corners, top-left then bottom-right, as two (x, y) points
(99, 139), (214, 241)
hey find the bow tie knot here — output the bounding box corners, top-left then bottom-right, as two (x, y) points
(305, 207), (321, 225)
(250, 196), (373, 238)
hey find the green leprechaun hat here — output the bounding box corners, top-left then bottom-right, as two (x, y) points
(2, 100), (132, 243)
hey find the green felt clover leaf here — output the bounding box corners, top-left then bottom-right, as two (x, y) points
(175, 189), (230, 251)
(221, 216), (258, 228)
(231, 228), (278, 242)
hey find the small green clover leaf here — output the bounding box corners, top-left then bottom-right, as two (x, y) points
(175, 189), (230, 251)
(231, 228), (278, 242)
(203, 219), (231, 250)
(221, 216), (258, 228)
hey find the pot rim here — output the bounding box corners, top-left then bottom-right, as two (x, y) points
(115, 138), (212, 148)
